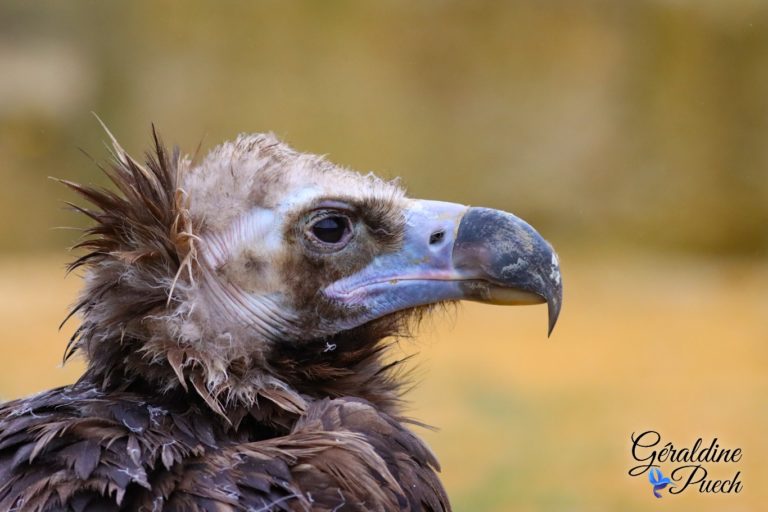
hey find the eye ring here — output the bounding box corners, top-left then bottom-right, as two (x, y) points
(305, 212), (354, 250)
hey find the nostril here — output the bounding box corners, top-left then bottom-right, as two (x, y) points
(429, 230), (445, 245)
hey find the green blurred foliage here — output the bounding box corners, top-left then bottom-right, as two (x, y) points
(0, 0), (767, 256)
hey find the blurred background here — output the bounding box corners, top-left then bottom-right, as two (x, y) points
(0, 1), (766, 510)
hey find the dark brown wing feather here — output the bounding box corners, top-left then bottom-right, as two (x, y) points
(0, 380), (448, 511)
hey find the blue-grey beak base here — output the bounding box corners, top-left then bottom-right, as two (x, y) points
(324, 201), (562, 336)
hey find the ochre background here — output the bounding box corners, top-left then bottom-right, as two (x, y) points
(1, 2), (766, 510)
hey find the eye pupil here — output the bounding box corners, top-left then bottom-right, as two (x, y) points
(311, 216), (349, 244)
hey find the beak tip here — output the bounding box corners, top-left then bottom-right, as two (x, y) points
(546, 289), (562, 338)
(547, 318), (557, 338)
(547, 315), (557, 338)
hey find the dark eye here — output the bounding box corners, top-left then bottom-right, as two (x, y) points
(310, 215), (351, 245)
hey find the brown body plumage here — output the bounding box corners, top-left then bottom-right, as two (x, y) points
(0, 127), (562, 511)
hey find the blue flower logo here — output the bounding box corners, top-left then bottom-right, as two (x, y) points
(648, 467), (673, 498)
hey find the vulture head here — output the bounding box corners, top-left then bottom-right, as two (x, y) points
(0, 126), (563, 511)
(64, 127), (561, 423)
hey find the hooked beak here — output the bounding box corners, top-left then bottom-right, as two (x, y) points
(324, 200), (562, 336)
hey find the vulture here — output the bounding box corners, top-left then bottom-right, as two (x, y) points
(0, 126), (562, 511)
